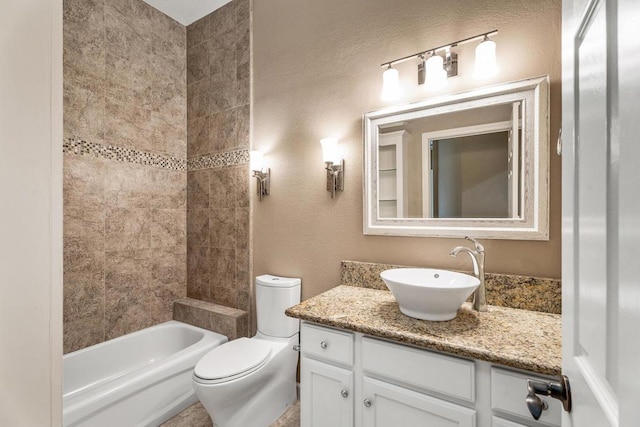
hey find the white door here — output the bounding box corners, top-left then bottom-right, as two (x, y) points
(562, 0), (640, 426)
(301, 357), (354, 427)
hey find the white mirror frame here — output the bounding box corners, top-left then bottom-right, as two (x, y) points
(363, 76), (549, 240)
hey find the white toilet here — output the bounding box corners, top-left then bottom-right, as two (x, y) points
(192, 275), (301, 427)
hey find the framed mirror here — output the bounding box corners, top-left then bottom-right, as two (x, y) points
(363, 76), (549, 240)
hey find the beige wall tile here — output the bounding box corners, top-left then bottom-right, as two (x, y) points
(236, 62), (250, 106)
(235, 247), (250, 295)
(187, 78), (212, 119)
(63, 155), (106, 210)
(187, 208), (209, 248)
(153, 246), (187, 287)
(187, 117), (211, 157)
(104, 249), (155, 339)
(150, 168), (187, 209)
(209, 167), (238, 208)
(105, 162), (153, 208)
(209, 30), (236, 83)
(210, 208), (236, 249)
(210, 247), (235, 297)
(187, 170), (210, 208)
(104, 98), (155, 152)
(236, 104), (250, 148)
(187, 15), (210, 50)
(105, 0), (154, 38)
(210, 79), (236, 113)
(63, 269), (104, 324)
(187, 246), (210, 301)
(235, 207), (249, 251)
(187, 41), (209, 85)
(63, 71), (105, 141)
(64, 315), (105, 354)
(209, 2), (235, 39)
(105, 207), (151, 252)
(64, 208), (105, 276)
(151, 208), (187, 248)
(235, 0), (250, 66)
(234, 164), (249, 208)
(210, 108), (238, 153)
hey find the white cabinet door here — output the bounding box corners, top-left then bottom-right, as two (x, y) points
(301, 356), (354, 427)
(362, 377), (476, 427)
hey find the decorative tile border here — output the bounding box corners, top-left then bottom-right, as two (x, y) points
(63, 138), (187, 171)
(63, 138), (249, 171)
(187, 150), (249, 171)
(340, 260), (562, 314)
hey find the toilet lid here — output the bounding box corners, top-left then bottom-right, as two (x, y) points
(194, 338), (273, 381)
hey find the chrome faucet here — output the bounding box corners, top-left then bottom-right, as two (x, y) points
(450, 236), (487, 312)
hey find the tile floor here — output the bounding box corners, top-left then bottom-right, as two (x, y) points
(161, 400), (300, 427)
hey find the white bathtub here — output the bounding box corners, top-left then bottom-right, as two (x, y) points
(63, 320), (227, 426)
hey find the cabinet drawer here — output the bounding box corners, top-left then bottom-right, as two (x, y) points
(301, 322), (354, 367)
(362, 337), (475, 402)
(491, 367), (561, 426)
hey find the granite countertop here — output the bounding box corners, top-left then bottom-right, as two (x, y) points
(285, 285), (561, 376)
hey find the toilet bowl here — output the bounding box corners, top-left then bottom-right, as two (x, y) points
(192, 275), (301, 427)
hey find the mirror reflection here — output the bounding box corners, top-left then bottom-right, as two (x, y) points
(377, 102), (522, 219)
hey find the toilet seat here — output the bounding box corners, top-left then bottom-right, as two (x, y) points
(194, 338), (273, 384)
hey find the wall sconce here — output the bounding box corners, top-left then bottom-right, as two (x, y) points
(380, 30), (498, 99)
(320, 138), (344, 199)
(250, 150), (270, 201)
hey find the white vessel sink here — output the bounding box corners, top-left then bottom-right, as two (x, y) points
(380, 268), (480, 321)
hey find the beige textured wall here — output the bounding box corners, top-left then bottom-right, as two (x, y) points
(63, 0), (187, 353)
(252, 0), (562, 300)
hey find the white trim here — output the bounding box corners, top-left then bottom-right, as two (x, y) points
(50, 0), (64, 423)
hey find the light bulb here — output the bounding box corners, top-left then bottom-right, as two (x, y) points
(381, 65), (400, 101)
(473, 37), (498, 80)
(320, 138), (339, 164)
(250, 150), (264, 171)
(424, 54), (447, 91)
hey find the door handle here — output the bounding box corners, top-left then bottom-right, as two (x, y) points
(526, 375), (572, 420)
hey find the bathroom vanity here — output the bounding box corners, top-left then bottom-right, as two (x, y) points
(286, 285), (562, 427)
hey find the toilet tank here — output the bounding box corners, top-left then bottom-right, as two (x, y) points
(256, 275), (301, 338)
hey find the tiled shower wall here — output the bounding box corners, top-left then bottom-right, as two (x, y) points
(63, 0), (251, 354)
(63, 0), (187, 353)
(185, 0), (251, 313)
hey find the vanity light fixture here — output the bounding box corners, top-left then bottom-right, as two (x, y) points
(380, 30), (498, 99)
(320, 138), (344, 199)
(250, 150), (270, 201)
